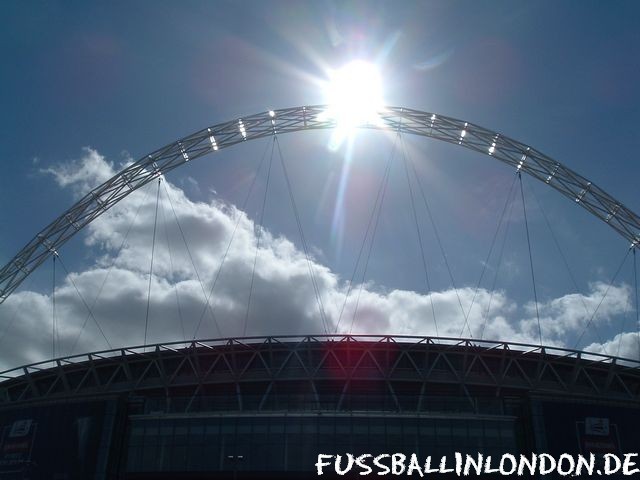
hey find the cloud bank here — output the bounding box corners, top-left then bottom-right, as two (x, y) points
(0, 149), (637, 370)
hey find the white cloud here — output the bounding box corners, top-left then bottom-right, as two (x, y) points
(0, 150), (636, 370)
(520, 283), (632, 346)
(39, 147), (116, 194)
(585, 332), (640, 361)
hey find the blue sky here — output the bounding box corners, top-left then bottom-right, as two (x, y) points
(1, 1), (639, 368)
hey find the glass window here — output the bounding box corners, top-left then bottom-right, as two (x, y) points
(436, 421), (451, 437)
(174, 424), (189, 445)
(121, 413), (524, 473)
(387, 422), (402, 434)
(335, 418), (350, 434)
(157, 439), (171, 470)
(126, 446), (142, 472)
(270, 421), (285, 433)
(467, 420), (482, 436)
(236, 434), (253, 457)
(205, 422), (219, 435)
(370, 419), (385, 435)
(145, 423), (159, 436)
(484, 422), (500, 437)
(301, 417), (317, 434)
(203, 443), (221, 470)
(159, 423), (173, 437)
(187, 445), (205, 471)
(141, 444), (158, 471)
(265, 443), (285, 471)
(189, 423), (204, 435)
(499, 422), (515, 438)
(237, 418), (252, 434)
(171, 445), (187, 471)
(451, 420), (467, 438)
(351, 434), (369, 454)
(318, 418), (334, 434)
(129, 425), (145, 446)
(419, 418), (435, 436)
(387, 434), (403, 452)
(220, 418), (235, 433)
(286, 418), (301, 434)
(401, 417), (418, 434)
(253, 417), (269, 433)
(352, 418), (368, 434)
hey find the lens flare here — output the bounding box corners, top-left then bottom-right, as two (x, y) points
(320, 60), (385, 149)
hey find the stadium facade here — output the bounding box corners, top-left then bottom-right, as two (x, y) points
(0, 335), (639, 479)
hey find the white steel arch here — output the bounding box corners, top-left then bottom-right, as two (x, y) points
(1, 105), (639, 303)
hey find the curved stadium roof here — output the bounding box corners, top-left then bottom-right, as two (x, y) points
(1, 335), (639, 408)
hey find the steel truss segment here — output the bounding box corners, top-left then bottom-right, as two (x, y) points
(0, 335), (638, 407)
(1, 106), (639, 302)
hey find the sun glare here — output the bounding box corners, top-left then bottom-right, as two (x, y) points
(320, 60), (385, 149)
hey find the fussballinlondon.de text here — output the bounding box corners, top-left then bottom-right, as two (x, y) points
(316, 452), (640, 476)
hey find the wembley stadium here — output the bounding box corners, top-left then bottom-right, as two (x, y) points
(0, 335), (639, 478)
(1, 103), (640, 479)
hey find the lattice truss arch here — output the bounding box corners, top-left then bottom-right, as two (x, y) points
(1, 105), (639, 302)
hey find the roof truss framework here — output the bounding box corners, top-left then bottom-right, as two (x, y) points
(1, 336), (639, 408)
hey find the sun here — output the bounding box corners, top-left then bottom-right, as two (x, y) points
(320, 60), (385, 149)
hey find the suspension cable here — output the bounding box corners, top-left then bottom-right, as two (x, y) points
(526, 181), (608, 348)
(159, 186), (186, 343)
(400, 136), (439, 336)
(615, 247), (640, 357)
(407, 146), (470, 336)
(518, 172), (542, 346)
(144, 178), (162, 347)
(573, 247), (632, 352)
(56, 254), (112, 349)
(349, 138), (396, 334)
(334, 134), (399, 334)
(465, 173), (518, 337)
(52, 254), (57, 359)
(68, 184), (153, 356)
(635, 248), (639, 360)
(163, 181), (223, 338)
(480, 180), (518, 340)
(275, 136), (330, 334)
(244, 138), (275, 336)
(615, 256), (634, 358)
(0, 275), (36, 350)
(191, 137), (273, 340)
